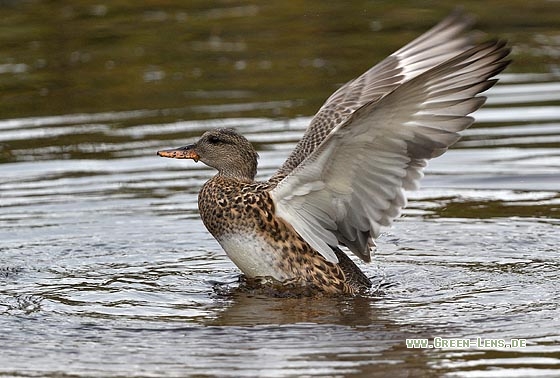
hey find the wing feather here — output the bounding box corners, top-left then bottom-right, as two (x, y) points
(270, 40), (511, 263)
(268, 10), (477, 184)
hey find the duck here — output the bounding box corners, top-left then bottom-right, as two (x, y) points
(157, 11), (511, 295)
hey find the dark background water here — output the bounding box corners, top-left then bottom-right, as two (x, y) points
(1, 1), (560, 377)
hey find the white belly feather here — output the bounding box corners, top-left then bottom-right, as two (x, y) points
(217, 233), (289, 281)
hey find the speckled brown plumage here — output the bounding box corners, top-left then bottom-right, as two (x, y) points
(198, 174), (364, 294)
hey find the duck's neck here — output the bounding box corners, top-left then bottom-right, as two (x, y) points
(216, 158), (257, 182)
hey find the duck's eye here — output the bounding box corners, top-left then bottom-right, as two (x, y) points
(208, 135), (221, 144)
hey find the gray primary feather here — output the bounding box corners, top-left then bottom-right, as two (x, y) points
(269, 10), (477, 185)
(270, 39), (511, 264)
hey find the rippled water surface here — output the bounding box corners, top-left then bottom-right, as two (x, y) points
(1, 2), (560, 377)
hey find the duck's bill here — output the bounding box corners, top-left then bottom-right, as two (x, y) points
(157, 145), (199, 162)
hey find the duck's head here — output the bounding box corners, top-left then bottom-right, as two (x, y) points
(157, 128), (259, 181)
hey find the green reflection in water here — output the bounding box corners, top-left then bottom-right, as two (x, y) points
(0, 1), (558, 120)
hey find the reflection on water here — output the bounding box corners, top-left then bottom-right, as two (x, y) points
(1, 2), (560, 377)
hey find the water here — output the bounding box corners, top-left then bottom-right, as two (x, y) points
(1, 2), (560, 377)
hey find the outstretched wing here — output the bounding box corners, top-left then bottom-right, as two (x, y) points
(270, 40), (511, 263)
(269, 10), (476, 184)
